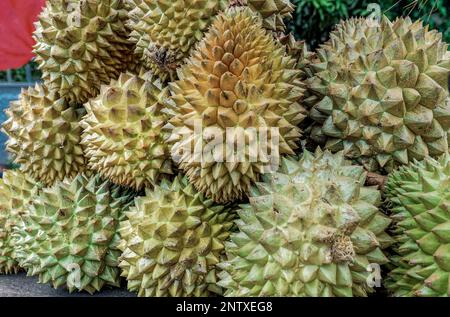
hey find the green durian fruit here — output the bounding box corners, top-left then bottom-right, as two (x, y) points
(385, 153), (450, 297)
(166, 7), (306, 203)
(218, 149), (393, 296)
(13, 174), (135, 294)
(126, 0), (294, 81)
(81, 72), (173, 190)
(0, 171), (41, 274)
(306, 16), (450, 173)
(127, 0), (223, 82)
(33, 0), (133, 103)
(2, 84), (86, 187)
(118, 176), (235, 297)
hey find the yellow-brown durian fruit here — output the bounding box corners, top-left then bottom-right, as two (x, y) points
(166, 7), (306, 203)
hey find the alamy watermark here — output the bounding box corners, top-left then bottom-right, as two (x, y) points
(66, 263), (81, 290)
(366, 263), (382, 288)
(366, 3), (382, 27)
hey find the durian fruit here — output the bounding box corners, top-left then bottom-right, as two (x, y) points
(118, 176), (235, 297)
(127, 0), (294, 82)
(13, 174), (135, 294)
(276, 33), (317, 79)
(385, 154), (450, 297)
(218, 149), (393, 297)
(2, 84), (86, 187)
(166, 7), (306, 203)
(0, 171), (41, 274)
(127, 0), (224, 82)
(81, 72), (173, 190)
(228, 0), (294, 32)
(305, 16), (450, 173)
(34, 0), (133, 103)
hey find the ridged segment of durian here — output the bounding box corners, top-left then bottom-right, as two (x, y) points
(218, 149), (393, 297)
(127, 0), (223, 82)
(229, 0), (294, 32)
(118, 176), (235, 297)
(0, 171), (41, 274)
(277, 33), (317, 79)
(166, 7), (306, 203)
(33, 0), (133, 103)
(386, 154), (450, 297)
(306, 16), (450, 173)
(81, 72), (173, 190)
(13, 174), (135, 294)
(277, 33), (318, 118)
(2, 84), (86, 187)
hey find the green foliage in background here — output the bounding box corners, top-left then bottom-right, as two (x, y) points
(406, 0), (449, 41)
(289, 0), (450, 48)
(0, 61), (40, 82)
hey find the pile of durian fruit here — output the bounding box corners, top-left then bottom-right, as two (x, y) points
(1, 0), (450, 297)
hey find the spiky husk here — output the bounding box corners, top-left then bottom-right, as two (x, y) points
(166, 7), (306, 203)
(218, 149), (393, 296)
(127, 0), (223, 82)
(13, 174), (135, 294)
(385, 154), (450, 296)
(306, 16), (450, 173)
(2, 84), (86, 187)
(127, 0), (294, 82)
(277, 33), (318, 130)
(118, 176), (235, 297)
(276, 33), (317, 80)
(33, 0), (133, 103)
(81, 72), (173, 190)
(228, 0), (294, 32)
(0, 171), (41, 274)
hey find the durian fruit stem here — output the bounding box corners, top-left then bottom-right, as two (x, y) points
(366, 172), (387, 190)
(145, 44), (178, 73)
(330, 234), (355, 263)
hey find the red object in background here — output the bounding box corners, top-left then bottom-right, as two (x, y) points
(0, 0), (46, 70)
